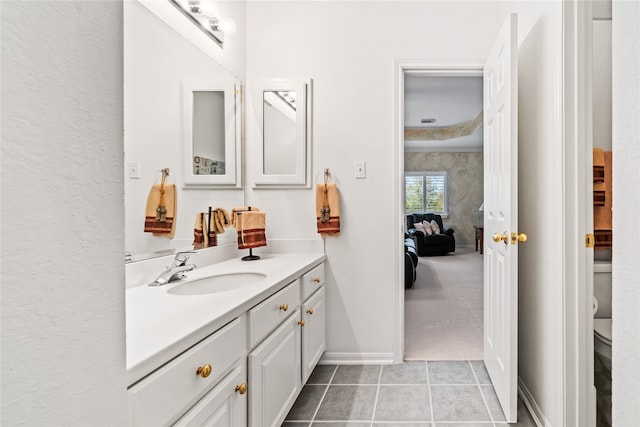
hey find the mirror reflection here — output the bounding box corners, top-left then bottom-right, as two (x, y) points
(263, 90), (297, 175)
(124, 0), (243, 261)
(193, 91), (226, 175)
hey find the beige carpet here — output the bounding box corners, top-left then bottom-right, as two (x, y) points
(404, 246), (484, 360)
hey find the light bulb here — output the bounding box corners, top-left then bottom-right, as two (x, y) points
(217, 17), (236, 34)
(199, 0), (218, 17)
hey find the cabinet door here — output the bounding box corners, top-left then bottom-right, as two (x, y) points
(248, 311), (302, 427)
(301, 287), (326, 383)
(173, 362), (247, 427)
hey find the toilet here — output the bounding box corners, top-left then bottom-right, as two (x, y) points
(593, 260), (612, 427)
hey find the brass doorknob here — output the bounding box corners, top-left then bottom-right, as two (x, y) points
(492, 232), (508, 244)
(517, 233), (528, 242)
(298, 320), (305, 326)
(510, 232), (528, 244)
(196, 364), (212, 378)
(279, 304), (288, 312)
(313, 277), (321, 283)
(306, 308), (314, 315)
(235, 383), (247, 394)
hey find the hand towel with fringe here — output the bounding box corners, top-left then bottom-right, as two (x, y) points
(236, 211), (267, 249)
(594, 150), (612, 249)
(144, 183), (176, 237)
(316, 183), (340, 236)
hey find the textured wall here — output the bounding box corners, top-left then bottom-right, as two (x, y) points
(1, 2), (127, 424)
(405, 152), (484, 246)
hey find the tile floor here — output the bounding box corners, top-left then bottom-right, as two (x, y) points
(282, 361), (537, 427)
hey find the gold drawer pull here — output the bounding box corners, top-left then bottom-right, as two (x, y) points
(279, 303), (288, 312)
(306, 308), (314, 315)
(298, 320), (305, 326)
(235, 383), (247, 394)
(313, 277), (321, 283)
(196, 364), (212, 378)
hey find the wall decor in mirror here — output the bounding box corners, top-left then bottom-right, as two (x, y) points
(254, 79), (312, 188)
(124, 0), (244, 261)
(181, 78), (242, 188)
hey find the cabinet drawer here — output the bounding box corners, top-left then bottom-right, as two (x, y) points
(129, 317), (245, 426)
(301, 263), (325, 301)
(249, 280), (301, 348)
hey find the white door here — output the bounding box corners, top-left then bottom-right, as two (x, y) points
(483, 12), (522, 423)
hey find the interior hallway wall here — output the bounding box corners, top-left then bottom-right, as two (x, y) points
(612, 0), (640, 424)
(405, 152), (483, 245)
(1, 1), (127, 424)
(246, 0), (503, 362)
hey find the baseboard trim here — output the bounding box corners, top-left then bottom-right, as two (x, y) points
(319, 352), (395, 365)
(518, 377), (550, 427)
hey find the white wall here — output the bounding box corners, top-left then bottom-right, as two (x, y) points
(1, 2), (127, 425)
(246, 1), (504, 360)
(612, 1), (640, 424)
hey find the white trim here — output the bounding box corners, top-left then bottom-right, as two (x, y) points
(518, 377), (549, 427)
(319, 352), (395, 365)
(394, 60), (484, 364)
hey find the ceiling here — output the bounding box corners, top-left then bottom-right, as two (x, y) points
(404, 75), (483, 152)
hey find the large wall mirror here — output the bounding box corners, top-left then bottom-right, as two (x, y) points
(254, 80), (312, 187)
(124, 0), (244, 261)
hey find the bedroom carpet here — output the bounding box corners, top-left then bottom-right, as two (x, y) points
(405, 246), (484, 360)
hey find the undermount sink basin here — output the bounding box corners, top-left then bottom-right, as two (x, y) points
(167, 272), (267, 296)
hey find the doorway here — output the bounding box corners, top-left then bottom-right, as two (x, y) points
(402, 74), (485, 360)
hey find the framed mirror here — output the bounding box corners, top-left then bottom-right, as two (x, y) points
(182, 78), (241, 188)
(254, 79), (311, 187)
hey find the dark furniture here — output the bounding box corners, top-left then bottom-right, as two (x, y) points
(474, 226), (484, 254)
(405, 234), (418, 288)
(406, 213), (455, 256)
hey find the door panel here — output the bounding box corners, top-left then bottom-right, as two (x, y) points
(483, 12), (519, 423)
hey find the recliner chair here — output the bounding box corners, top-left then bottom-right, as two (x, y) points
(406, 213), (455, 256)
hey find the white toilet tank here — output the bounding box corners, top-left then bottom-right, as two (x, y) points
(593, 260), (612, 319)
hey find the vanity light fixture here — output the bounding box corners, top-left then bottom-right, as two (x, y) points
(170, 0), (236, 46)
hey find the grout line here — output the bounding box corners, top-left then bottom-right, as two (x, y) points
(470, 361), (496, 427)
(369, 365), (384, 426)
(309, 365), (338, 424)
(426, 360), (435, 424)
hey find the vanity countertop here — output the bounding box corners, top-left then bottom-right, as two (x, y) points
(126, 253), (325, 386)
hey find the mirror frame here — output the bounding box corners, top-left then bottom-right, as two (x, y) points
(254, 79), (311, 188)
(181, 78), (242, 188)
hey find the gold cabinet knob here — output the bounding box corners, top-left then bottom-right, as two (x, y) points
(235, 383), (247, 394)
(492, 232), (508, 244)
(196, 364), (212, 378)
(306, 308), (314, 315)
(313, 277), (321, 283)
(510, 232), (528, 244)
(279, 303), (288, 312)
(298, 320), (305, 326)
(517, 233), (528, 242)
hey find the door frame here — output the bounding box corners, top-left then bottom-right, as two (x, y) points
(393, 59), (485, 363)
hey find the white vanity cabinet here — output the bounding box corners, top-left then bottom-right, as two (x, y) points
(248, 262), (326, 427)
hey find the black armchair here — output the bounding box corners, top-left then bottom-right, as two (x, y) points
(406, 213), (455, 256)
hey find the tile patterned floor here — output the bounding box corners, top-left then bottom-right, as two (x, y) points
(282, 361), (537, 427)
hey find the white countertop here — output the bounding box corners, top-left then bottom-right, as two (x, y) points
(126, 253), (325, 386)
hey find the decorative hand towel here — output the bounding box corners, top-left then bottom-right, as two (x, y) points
(593, 148), (605, 183)
(231, 206), (260, 228)
(593, 181), (606, 206)
(212, 208), (232, 234)
(144, 182), (176, 237)
(316, 183), (340, 236)
(236, 211), (267, 250)
(594, 151), (612, 249)
(193, 212), (207, 249)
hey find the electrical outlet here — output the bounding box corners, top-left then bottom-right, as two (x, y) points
(128, 161), (141, 179)
(354, 161), (366, 179)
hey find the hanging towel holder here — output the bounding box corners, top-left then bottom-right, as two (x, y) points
(241, 207), (261, 261)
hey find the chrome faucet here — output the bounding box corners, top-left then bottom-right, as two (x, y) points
(148, 251), (198, 286)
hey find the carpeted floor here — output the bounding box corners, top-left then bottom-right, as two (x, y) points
(404, 245), (484, 360)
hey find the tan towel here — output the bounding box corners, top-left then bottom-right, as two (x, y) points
(212, 208), (231, 234)
(593, 148), (605, 183)
(594, 151), (612, 249)
(593, 181), (606, 206)
(231, 206), (260, 228)
(316, 183), (340, 236)
(236, 211), (267, 249)
(144, 184), (176, 237)
(193, 212), (217, 249)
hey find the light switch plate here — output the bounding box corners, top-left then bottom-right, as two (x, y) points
(128, 161), (141, 179)
(354, 161), (366, 179)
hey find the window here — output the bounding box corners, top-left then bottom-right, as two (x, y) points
(405, 171), (447, 215)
